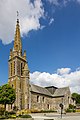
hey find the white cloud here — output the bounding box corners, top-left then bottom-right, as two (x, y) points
(0, 0), (80, 44)
(48, 0), (80, 6)
(0, 0), (44, 44)
(57, 68), (71, 75)
(48, 0), (59, 5)
(49, 18), (54, 25)
(47, 0), (70, 6)
(30, 68), (80, 94)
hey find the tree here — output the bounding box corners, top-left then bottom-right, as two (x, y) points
(76, 94), (80, 104)
(0, 84), (16, 110)
(72, 93), (80, 104)
(72, 93), (78, 102)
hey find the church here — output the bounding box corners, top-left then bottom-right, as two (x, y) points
(8, 18), (72, 112)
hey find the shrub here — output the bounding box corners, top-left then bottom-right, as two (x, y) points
(30, 109), (40, 113)
(20, 114), (32, 118)
(69, 104), (76, 109)
(73, 109), (76, 112)
(30, 109), (57, 113)
(0, 115), (6, 119)
(0, 114), (10, 119)
(40, 110), (57, 113)
(13, 106), (19, 111)
(0, 110), (16, 119)
(8, 111), (16, 115)
(66, 108), (76, 113)
(10, 114), (16, 118)
(76, 109), (80, 112)
(0, 107), (5, 115)
(66, 109), (70, 112)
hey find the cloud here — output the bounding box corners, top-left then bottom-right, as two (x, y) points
(47, 0), (70, 6)
(48, 0), (80, 6)
(47, 0), (59, 5)
(49, 18), (54, 25)
(57, 68), (71, 75)
(30, 68), (80, 94)
(0, 0), (80, 44)
(0, 0), (44, 44)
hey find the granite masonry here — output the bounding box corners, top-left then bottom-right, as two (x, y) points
(8, 18), (73, 112)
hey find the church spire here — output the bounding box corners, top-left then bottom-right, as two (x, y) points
(14, 11), (22, 54)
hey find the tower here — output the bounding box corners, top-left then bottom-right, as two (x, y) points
(8, 17), (30, 110)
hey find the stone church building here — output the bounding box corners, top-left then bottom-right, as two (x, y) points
(8, 18), (72, 112)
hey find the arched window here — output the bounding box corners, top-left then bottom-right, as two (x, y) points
(47, 104), (50, 109)
(37, 96), (40, 102)
(42, 97), (44, 103)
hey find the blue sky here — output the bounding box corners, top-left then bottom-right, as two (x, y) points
(0, 0), (80, 93)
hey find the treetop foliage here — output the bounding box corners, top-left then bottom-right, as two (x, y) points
(72, 93), (80, 104)
(0, 84), (16, 106)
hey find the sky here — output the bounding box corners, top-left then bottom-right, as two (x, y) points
(0, 0), (80, 93)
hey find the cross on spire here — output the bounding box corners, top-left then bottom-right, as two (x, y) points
(17, 11), (19, 18)
(17, 11), (19, 23)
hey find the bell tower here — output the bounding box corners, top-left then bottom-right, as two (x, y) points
(8, 13), (30, 110)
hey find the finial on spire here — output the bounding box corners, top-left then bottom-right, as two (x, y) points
(17, 11), (19, 23)
(17, 11), (19, 18)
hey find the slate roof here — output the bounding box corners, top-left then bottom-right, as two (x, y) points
(30, 84), (70, 97)
(30, 84), (53, 97)
(53, 87), (70, 97)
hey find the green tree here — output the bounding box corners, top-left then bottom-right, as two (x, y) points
(72, 93), (80, 104)
(76, 94), (80, 104)
(0, 84), (16, 110)
(72, 93), (78, 102)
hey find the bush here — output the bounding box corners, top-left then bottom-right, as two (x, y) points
(66, 104), (76, 113)
(0, 114), (10, 119)
(8, 111), (16, 115)
(73, 109), (76, 112)
(20, 114), (32, 118)
(69, 104), (76, 109)
(30, 109), (57, 113)
(76, 109), (80, 112)
(13, 106), (19, 111)
(0, 115), (6, 119)
(66, 108), (76, 113)
(0, 110), (17, 119)
(10, 114), (16, 118)
(40, 110), (57, 113)
(0, 107), (5, 115)
(31, 109), (40, 113)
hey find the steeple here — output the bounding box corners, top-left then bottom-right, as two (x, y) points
(8, 12), (30, 110)
(14, 12), (22, 54)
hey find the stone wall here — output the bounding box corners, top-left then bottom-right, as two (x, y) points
(30, 89), (71, 111)
(53, 89), (71, 112)
(30, 92), (55, 111)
